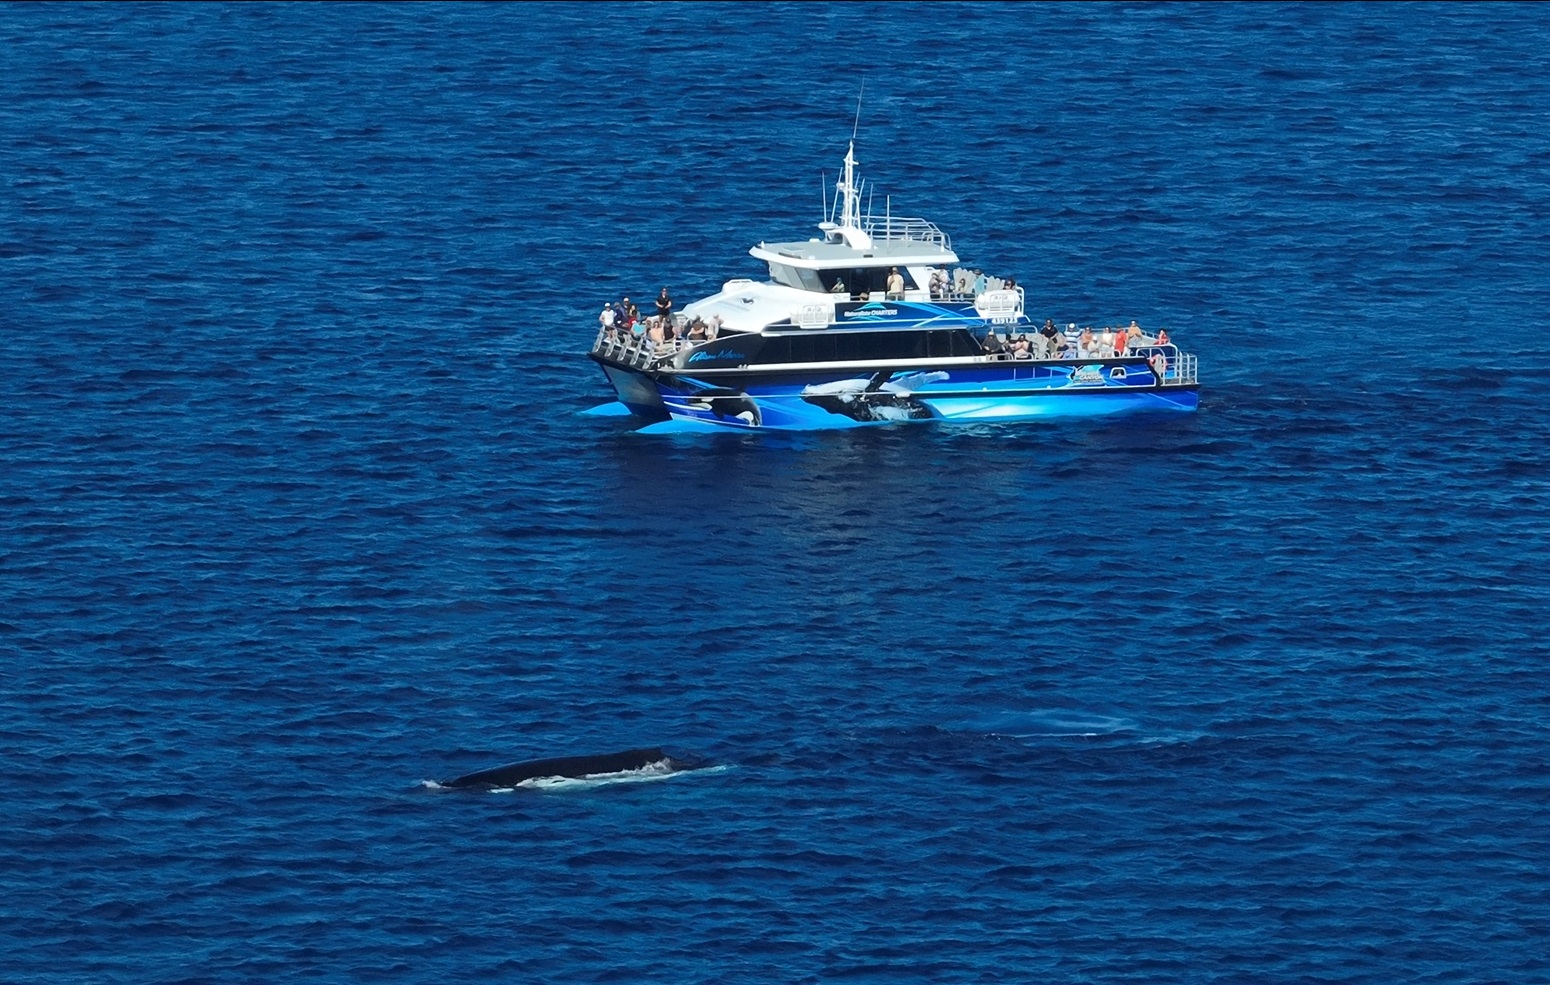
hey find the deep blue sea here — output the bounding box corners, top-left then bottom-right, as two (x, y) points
(4, 3), (1550, 982)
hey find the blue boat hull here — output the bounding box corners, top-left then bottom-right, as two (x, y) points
(599, 359), (1198, 431)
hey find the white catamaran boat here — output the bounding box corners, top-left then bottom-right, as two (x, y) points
(588, 143), (1199, 431)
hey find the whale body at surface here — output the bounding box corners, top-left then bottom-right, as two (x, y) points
(438, 748), (680, 789)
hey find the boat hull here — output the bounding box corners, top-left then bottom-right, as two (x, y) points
(593, 356), (1198, 431)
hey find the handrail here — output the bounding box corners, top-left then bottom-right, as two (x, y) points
(591, 328), (679, 370)
(592, 328), (1199, 385)
(859, 214), (951, 251)
(974, 288), (1024, 324)
(796, 303), (832, 329)
(591, 329), (729, 371)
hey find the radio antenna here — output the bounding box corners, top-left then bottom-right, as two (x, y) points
(851, 78), (865, 141)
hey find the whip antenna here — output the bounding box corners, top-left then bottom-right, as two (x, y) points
(851, 77), (865, 142)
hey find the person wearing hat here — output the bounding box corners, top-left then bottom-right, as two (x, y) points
(982, 328), (1005, 358)
(599, 303), (617, 339)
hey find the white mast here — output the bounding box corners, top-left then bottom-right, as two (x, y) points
(835, 141), (872, 249)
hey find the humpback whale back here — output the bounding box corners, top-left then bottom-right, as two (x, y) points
(439, 747), (673, 789)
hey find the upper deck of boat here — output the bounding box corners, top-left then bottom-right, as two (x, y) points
(754, 215), (957, 269)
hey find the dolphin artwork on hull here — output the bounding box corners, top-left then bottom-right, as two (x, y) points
(437, 747), (690, 790)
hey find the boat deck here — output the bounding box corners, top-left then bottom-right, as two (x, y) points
(590, 326), (1200, 385)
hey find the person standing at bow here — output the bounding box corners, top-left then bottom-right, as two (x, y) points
(655, 287), (673, 329)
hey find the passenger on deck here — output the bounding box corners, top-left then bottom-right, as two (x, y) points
(1155, 328), (1170, 346)
(600, 304), (616, 337)
(982, 329), (1005, 357)
(1039, 320), (1064, 358)
(1113, 326), (1128, 356)
(973, 270), (988, 295)
(1010, 335), (1032, 359)
(930, 269), (948, 298)
(708, 314), (724, 341)
(646, 317), (665, 349)
(886, 268), (905, 300)
(1078, 327), (1096, 357)
(830, 277), (847, 294)
(1126, 323), (1144, 349)
(656, 287), (674, 326)
(623, 297), (640, 328)
(687, 317), (708, 342)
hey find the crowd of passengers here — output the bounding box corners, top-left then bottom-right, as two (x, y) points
(597, 289), (722, 352)
(597, 286), (1175, 366)
(986, 319), (1172, 360)
(832, 268), (1016, 300)
(931, 268), (1016, 298)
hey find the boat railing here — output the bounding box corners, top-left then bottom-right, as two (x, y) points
(797, 303), (832, 329)
(860, 214), (951, 251)
(592, 328), (724, 371)
(592, 328), (668, 370)
(974, 288), (1024, 324)
(1131, 344), (1198, 385)
(981, 341), (1197, 384)
(594, 327), (1198, 384)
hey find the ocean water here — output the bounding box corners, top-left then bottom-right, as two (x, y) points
(4, 2), (1549, 982)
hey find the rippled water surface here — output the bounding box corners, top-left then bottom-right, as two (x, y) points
(4, 3), (1550, 983)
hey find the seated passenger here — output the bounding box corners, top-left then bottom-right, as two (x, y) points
(1155, 328), (1170, 346)
(1078, 327), (1096, 357)
(1010, 335), (1032, 359)
(687, 318), (708, 342)
(982, 330), (1005, 356)
(830, 278), (847, 294)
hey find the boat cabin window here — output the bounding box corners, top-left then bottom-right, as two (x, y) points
(767, 262), (826, 293)
(816, 268), (893, 297)
(754, 329), (979, 363)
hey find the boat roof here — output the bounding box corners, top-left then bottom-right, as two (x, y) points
(751, 237), (957, 269)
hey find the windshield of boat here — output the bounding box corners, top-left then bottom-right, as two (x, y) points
(767, 262), (826, 293)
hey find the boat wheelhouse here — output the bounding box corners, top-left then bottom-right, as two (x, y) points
(588, 143), (1198, 431)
